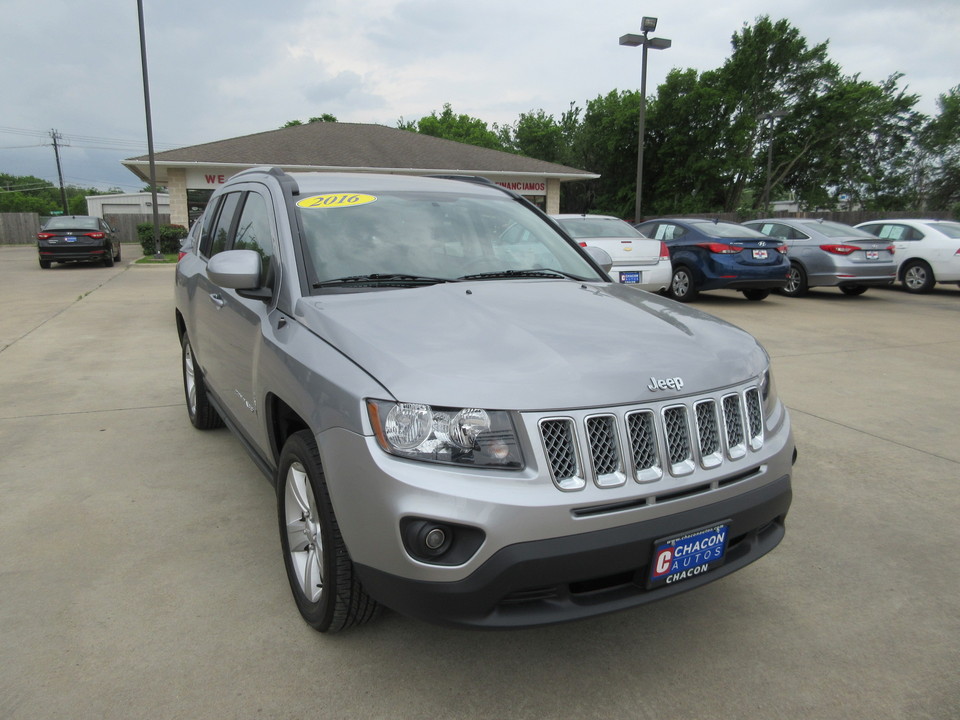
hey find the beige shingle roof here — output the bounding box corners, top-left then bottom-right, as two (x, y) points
(123, 122), (596, 181)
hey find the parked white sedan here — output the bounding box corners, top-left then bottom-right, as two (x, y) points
(855, 219), (960, 293)
(551, 214), (671, 292)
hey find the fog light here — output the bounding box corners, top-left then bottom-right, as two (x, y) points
(400, 517), (486, 566)
(424, 527), (446, 550)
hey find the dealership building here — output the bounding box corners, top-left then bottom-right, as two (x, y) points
(121, 122), (598, 227)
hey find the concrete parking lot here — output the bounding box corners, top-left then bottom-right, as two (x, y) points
(0, 244), (957, 720)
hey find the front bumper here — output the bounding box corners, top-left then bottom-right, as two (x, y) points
(355, 473), (791, 628)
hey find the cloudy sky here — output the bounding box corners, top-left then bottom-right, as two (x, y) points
(2, 0), (958, 192)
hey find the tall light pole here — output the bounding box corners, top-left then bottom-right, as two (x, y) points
(620, 16), (671, 222)
(137, 0), (162, 259)
(758, 109), (788, 214)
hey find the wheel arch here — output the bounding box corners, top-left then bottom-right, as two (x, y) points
(266, 394), (311, 468)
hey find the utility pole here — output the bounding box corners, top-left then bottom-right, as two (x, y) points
(50, 129), (69, 215)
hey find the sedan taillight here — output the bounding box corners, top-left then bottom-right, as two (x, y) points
(697, 242), (741, 254)
(659, 241), (670, 260)
(820, 244), (859, 256)
(87, 232), (106, 239)
(37, 232), (54, 240)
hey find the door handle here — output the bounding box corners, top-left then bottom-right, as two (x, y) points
(209, 293), (225, 309)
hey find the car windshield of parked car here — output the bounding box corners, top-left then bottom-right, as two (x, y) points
(554, 217), (642, 239)
(798, 220), (876, 239)
(44, 217), (99, 230)
(297, 191), (604, 288)
(688, 221), (768, 239)
(932, 222), (960, 238)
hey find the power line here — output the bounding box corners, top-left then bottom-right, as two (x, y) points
(0, 125), (181, 151)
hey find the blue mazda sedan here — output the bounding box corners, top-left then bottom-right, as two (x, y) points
(634, 219), (790, 301)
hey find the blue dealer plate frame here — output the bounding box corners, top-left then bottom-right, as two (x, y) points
(648, 522), (730, 589)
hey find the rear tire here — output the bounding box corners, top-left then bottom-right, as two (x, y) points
(102, 253), (114, 268)
(780, 263), (808, 297)
(181, 334), (223, 430)
(901, 260), (934, 293)
(114, 244), (122, 262)
(39, 259), (51, 269)
(742, 289), (770, 301)
(277, 431), (380, 633)
(669, 266), (698, 302)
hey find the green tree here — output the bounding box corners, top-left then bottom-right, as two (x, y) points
(920, 85), (960, 210)
(399, 104), (506, 151)
(281, 114), (337, 128)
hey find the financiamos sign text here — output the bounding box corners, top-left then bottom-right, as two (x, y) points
(495, 181), (547, 194)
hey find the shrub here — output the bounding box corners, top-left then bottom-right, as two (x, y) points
(138, 223), (187, 255)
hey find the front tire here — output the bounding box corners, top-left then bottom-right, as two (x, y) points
(901, 260), (934, 293)
(277, 431), (380, 632)
(669, 266), (698, 302)
(181, 334), (223, 430)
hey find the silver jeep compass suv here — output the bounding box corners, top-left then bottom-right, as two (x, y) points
(175, 168), (795, 632)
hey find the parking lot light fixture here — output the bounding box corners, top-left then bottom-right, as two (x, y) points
(620, 17), (672, 222)
(757, 109), (789, 214)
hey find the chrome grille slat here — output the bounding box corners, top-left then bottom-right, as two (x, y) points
(539, 418), (584, 491)
(662, 405), (694, 475)
(722, 393), (747, 459)
(694, 399), (722, 468)
(626, 410), (662, 482)
(745, 388), (764, 450)
(585, 415), (625, 487)
(537, 384), (765, 491)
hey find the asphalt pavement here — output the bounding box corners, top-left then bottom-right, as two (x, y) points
(0, 244), (957, 720)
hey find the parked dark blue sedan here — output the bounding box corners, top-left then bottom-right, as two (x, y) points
(634, 219), (790, 301)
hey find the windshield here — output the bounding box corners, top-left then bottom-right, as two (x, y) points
(296, 191), (605, 288)
(555, 217), (642, 239)
(798, 220), (877, 239)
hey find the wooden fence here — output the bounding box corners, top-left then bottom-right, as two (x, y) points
(0, 212), (172, 245)
(0, 213), (41, 244)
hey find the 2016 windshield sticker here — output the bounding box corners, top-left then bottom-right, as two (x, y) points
(297, 193), (377, 209)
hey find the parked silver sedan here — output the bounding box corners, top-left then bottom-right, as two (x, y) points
(744, 219), (896, 297)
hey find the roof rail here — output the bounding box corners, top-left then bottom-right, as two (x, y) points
(427, 174), (497, 186)
(233, 166), (300, 196)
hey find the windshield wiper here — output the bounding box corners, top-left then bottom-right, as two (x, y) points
(313, 273), (460, 289)
(458, 268), (586, 281)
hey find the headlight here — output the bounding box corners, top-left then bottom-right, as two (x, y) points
(760, 368), (778, 414)
(366, 400), (523, 469)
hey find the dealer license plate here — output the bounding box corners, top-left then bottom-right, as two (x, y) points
(620, 271), (641, 284)
(866, 250), (880, 260)
(65, 236), (77, 243)
(752, 249), (768, 260)
(648, 522), (729, 589)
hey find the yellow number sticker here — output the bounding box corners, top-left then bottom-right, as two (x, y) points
(296, 193), (377, 209)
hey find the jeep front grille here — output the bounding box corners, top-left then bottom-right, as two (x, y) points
(537, 385), (764, 491)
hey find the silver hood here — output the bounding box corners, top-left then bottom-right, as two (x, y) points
(294, 280), (768, 410)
